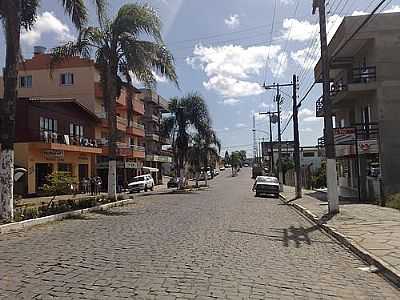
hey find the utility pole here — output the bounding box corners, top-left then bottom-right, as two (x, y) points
(292, 74), (302, 199)
(313, 0), (339, 214)
(269, 114), (274, 174)
(275, 85), (283, 191)
(252, 114), (257, 165)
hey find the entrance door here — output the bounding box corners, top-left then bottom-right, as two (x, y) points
(78, 164), (89, 181)
(35, 163), (53, 193)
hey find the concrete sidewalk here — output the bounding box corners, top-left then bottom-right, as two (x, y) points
(282, 185), (400, 286)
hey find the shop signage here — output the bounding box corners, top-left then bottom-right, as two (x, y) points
(78, 155), (89, 161)
(96, 161), (140, 169)
(334, 128), (356, 145)
(336, 145), (355, 157)
(44, 149), (64, 161)
(125, 161), (138, 169)
(358, 139), (379, 154)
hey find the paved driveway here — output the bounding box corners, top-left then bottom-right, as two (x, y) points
(0, 169), (398, 299)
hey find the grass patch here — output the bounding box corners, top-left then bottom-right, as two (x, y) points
(386, 193), (400, 210)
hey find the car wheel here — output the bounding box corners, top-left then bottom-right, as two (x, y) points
(275, 193), (280, 198)
(144, 185), (148, 192)
(150, 184), (154, 191)
(255, 192), (259, 197)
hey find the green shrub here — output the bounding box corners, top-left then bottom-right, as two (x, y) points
(43, 172), (78, 196)
(386, 193), (400, 210)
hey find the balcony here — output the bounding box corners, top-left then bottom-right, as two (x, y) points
(146, 132), (160, 142)
(131, 145), (146, 159)
(133, 100), (145, 115)
(126, 122), (145, 137)
(34, 133), (102, 154)
(96, 112), (128, 131)
(160, 136), (171, 145)
(330, 66), (377, 104)
(145, 154), (172, 163)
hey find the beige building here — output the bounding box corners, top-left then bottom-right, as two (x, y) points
(140, 89), (172, 184)
(314, 12), (400, 201)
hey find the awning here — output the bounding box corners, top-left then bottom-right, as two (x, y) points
(142, 166), (159, 172)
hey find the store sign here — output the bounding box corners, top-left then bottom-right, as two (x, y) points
(358, 140), (379, 154)
(43, 150), (64, 161)
(336, 145), (355, 157)
(334, 128), (356, 145)
(125, 161), (137, 169)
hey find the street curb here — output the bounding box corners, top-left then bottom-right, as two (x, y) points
(279, 193), (400, 288)
(0, 197), (138, 235)
(0, 186), (207, 235)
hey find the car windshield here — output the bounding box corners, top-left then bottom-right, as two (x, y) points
(257, 177), (278, 183)
(132, 176), (145, 182)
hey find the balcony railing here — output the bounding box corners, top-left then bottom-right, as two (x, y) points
(41, 131), (99, 148)
(352, 66), (376, 83)
(131, 145), (145, 152)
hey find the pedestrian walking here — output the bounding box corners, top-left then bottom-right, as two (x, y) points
(90, 177), (96, 196)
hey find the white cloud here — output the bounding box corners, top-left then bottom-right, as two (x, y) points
(21, 11), (74, 46)
(187, 44), (288, 97)
(259, 102), (272, 110)
(281, 15), (342, 43)
(291, 47), (320, 70)
(383, 5), (400, 13)
(303, 116), (319, 122)
(280, 0), (294, 5)
(224, 127), (230, 131)
(236, 123), (247, 128)
(298, 108), (314, 118)
(224, 14), (240, 29)
(223, 98), (240, 106)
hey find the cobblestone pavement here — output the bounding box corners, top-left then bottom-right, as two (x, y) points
(0, 170), (399, 299)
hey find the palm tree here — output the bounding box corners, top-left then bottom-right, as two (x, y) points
(187, 135), (205, 188)
(201, 128), (220, 185)
(0, 0), (106, 221)
(52, 3), (177, 200)
(161, 93), (210, 189)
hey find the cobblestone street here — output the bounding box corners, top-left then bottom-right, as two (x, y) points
(0, 169), (399, 299)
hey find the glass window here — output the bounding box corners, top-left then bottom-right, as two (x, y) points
(19, 75), (32, 88)
(61, 73), (74, 85)
(303, 152), (315, 158)
(70, 123), (74, 136)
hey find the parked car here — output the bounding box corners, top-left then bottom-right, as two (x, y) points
(220, 166), (225, 171)
(244, 163), (249, 167)
(128, 175), (154, 193)
(167, 177), (179, 188)
(213, 169), (219, 176)
(253, 176), (280, 198)
(199, 170), (212, 181)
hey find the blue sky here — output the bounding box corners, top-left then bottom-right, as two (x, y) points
(1, 0), (400, 156)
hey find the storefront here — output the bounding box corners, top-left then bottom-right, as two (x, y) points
(14, 142), (101, 195)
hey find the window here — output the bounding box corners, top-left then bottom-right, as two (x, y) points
(40, 117), (58, 142)
(303, 152), (315, 158)
(60, 73), (74, 85)
(70, 123), (84, 138)
(19, 75), (32, 88)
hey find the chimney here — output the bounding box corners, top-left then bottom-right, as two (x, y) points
(33, 46), (46, 55)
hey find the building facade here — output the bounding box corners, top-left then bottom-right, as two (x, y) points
(0, 47), (147, 193)
(12, 98), (101, 195)
(314, 12), (400, 200)
(140, 89), (172, 184)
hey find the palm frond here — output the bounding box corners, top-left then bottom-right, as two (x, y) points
(60, 0), (88, 29)
(113, 3), (162, 42)
(21, 0), (39, 30)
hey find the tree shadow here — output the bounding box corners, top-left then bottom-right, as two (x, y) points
(229, 225), (334, 248)
(91, 210), (134, 216)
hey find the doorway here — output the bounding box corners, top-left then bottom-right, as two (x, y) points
(35, 163), (53, 193)
(79, 164), (89, 181)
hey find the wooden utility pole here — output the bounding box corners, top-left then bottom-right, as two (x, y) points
(313, 0), (339, 214)
(269, 114), (274, 174)
(275, 85), (283, 191)
(292, 74), (302, 199)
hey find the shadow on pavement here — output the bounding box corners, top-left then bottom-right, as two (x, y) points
(229, 225), (334, 248)
(91, 210), (134, 217)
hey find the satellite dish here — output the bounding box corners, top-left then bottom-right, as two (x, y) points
(14, 168), (27, 182)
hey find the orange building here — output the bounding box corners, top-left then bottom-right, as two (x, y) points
(0, 46), (146, 193)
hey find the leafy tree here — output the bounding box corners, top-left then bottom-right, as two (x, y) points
(0, 0), (106, 221)
(161, 93), (210, 188)
(43, 172), (78, 208)
(230, 152), (242, 176)
(52, 3), (177, 199)
(224, 151), (230, 165)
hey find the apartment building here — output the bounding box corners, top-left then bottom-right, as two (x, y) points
(314, 12), (400, 200)
(11, 98), (102, 195)
(140, 89), (172, 184)
(0, 46), (146, 192)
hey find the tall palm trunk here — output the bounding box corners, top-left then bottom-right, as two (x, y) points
(0, 2), (20, 221)
(106, 62), (118, 200)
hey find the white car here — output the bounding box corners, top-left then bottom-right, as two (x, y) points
(253, 176), (280, 198)
(128, 175), (154, 193)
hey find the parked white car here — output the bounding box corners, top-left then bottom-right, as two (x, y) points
(128, 175), (154, 193)
(253, 176), (280, 198)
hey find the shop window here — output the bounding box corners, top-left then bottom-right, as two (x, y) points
(70, 123), (84, 138)
(19, 75), (32, 88)
(58, 163), (72, 175)
(303, 152), (315, 158)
